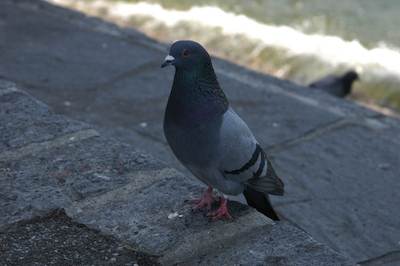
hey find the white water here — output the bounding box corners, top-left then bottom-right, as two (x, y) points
(51, 0), (400, 78)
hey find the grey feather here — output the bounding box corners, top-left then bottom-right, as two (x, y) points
(246, 158), (284, 195)
(217, 109), (284, 195)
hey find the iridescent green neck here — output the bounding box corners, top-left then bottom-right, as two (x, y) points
(166, 62), (229, 126)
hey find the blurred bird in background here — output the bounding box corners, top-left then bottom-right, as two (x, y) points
(308, 70), (359, 98)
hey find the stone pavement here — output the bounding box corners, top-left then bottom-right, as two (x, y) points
(0, 0), (399, 264)
(0, 210), (159, 266)
(0, 80), (352, 265)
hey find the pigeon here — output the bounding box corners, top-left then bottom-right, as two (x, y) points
(161, 40), (284, 221)
(308, 70), (359, 97)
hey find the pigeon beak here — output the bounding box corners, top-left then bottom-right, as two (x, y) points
(161, 55), (175, 68)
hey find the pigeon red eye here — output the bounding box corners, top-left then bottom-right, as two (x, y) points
(182, 49), (189, 57)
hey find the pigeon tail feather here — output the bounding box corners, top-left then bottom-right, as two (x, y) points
(246, 157), (284, 196)
(243, 187), (280, 221)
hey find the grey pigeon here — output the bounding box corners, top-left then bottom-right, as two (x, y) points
(308, 70), (359, 97)
(161, 40), (284, 221)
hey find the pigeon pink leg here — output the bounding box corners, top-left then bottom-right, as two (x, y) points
(192, 186), (215, 211)
(207, 196), (232, 221)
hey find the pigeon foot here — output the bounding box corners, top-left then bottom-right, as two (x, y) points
(192, 186), (215, 211)
(207, 197), (232, 221)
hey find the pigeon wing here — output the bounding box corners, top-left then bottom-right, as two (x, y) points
(217, 108), (284, 195)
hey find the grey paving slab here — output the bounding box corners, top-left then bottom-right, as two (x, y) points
(66, 171), (352, 265)
(0, 210), (159, 266)
(182, 221), (353, 266)
(0, 0), (159, 91)
(0, 135), (164, 229)
(65, 167), (254, 256)
(360, 251), (400, 266)
(0, 74), (356, 265)
(2, 106), (348, 265)
(0, 68), (351, 266)
(77, 64), (172, 144)
(271, 123), (400, 262)
(96, 125), (188, 174)
(0, 83), (90, 152)
(0, 79), (353, 265)
(8, 70), (364, 266)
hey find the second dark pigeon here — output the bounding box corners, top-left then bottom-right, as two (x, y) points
(161, 40), (284, 221)
(308, 70), (359, 97)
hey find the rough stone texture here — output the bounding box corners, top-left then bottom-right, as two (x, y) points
(0, 80), (352, 264)
(0, 87), (90, 153)
(0, 210), (159, 266)
(359, 250), (400, 266)
(66, 182), (262, 258)
(271, 123), (400, 261)
(0, 134), (164, 228)
(66, 171), (351, 265)
(1, 0), (399, 264)
(183, 222), (352, 266)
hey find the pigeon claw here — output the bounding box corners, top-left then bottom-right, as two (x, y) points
(207, 197), (232, 221)
(191, 186), (215, 211)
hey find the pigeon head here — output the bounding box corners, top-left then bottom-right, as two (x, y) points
(162, 40), (228, 121)
(341, 70), (359, 96)
(342, 70), (359, 83)
(161, 40), (211, 72)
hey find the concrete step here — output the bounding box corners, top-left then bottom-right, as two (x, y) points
(1, 0), (400, 263)
(0, 80), (353, 265)
(0, 209), (158, 266)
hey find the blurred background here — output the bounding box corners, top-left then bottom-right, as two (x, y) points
(55, 0), (400, 114)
